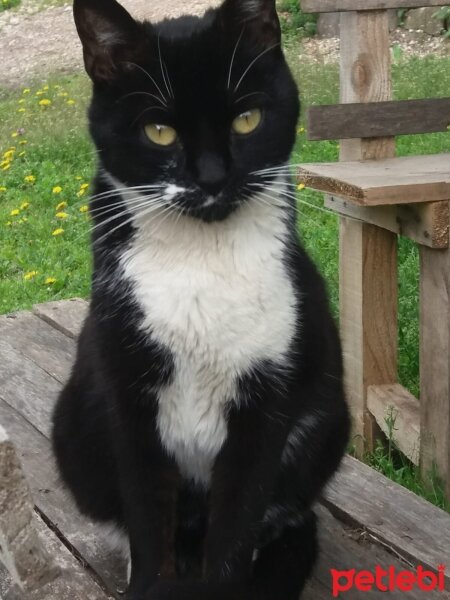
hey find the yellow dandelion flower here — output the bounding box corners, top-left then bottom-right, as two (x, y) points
(0, 159), (10, 168)
(39, 99), (52, 107)
(45, 277), (57, 285)
(56, 201), (67, 211)
(18, 151), (26, 157)
(297, 183), (306, 191)
(2, 163), (11, 171)
(56, 212), (68, 219)
(23, 88), (31, 94)
(58, 92), (69, 97)
(52, 186), (63, 194)
(24, 175), (36, 183)
(10, 209), (20, 216)
(36, 90), (44, 96)
(20, 201), (30, 210)
(43, 85), (49, 91)
(52, 228), (64, 236)
(24, 270), (38, 280)
(75, 175), (82, 180)
(19, 140), (27, 145)
(18, 99), (25, 104)
(79, 205), (89, 213)
(0, 187), (7, 192)
(3, 150), (14, 160)
(17, 108), (26, 113)
(76, 189), (86, 198)
(80, 183), (89, 190)
(297, 127), (305, 134)
(11, 132), (18, 138)
(67, 100), (76, 106)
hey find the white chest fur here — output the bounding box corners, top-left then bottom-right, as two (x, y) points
(119, 188), (297, 485)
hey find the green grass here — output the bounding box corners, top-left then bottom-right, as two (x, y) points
(1, 54), (450, 510)
(0, 0), (20, 12)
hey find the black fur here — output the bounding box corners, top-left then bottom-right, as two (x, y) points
(52, 0), (350, 598)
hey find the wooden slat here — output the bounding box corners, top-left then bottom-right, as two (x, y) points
(0, 399), (127, 597)
(301, 0), (445, 13)
(338, 9), (397, 456)
(0, 426), (59, 593)
(299, 154), (450, 206)
(420, 244), (450, 498)
(305, 504), (450, 600)
(367, 384), (420, 465)
(307, 98), (450, 141)
(33, 298), (88, 339)
(324, 455), (450, 586)
(325, 196), (449, 248)
(0, 312), (76, 384)
(0, 513), (113, 600)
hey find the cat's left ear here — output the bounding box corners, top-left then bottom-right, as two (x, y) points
(220, 0), (281, 47)
(73, 0), (145, 82)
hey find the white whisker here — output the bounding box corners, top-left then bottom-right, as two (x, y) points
(233, 43), (280, 94)
(227, 27), (245, 91)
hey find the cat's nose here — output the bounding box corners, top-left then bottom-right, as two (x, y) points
(196, 152), (227, 196)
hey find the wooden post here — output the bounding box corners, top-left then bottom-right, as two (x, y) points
(339, 10), (398, 455)
(0, 425), (59, 595)
(420, 232), (450, 498)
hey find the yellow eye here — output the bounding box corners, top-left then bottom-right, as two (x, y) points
(232, 109), (262, 135)
(144, 124), (177, 146)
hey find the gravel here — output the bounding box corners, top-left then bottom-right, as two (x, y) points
(1, 0), (449, 88)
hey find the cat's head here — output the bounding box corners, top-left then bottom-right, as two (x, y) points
(75, 0), (299, 223)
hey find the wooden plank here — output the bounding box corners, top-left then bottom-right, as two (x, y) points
(324, 455), (450, 586)
(420, 244), (450, 498)
(0, 340), (62, 438)
(0, 426), (59, 593)
(33, 298), (88, 340)
(367, 384), (420, 465)
(338, 9), (397, 456)
(307, 504), (450, 599)
(298, 154), (450, 206)
(325, 196), (449, 248)
(0, 513), (113, 600)
(0, 399), (127, 597)
(0, 312), (76, 384)
(307, 98), (450, 141)
(301, 0), (445, 13)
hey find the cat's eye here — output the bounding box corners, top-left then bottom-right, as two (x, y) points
(144, 124), (177, 146)
(232, 109), (262, 135)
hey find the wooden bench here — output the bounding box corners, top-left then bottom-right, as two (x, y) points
(0, 300), (449, 597)
(299, 0), (450, 499)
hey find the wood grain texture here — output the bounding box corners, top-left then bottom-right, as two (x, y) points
(0, 513), (113, 600)
(367, 384), (420, 465)
(33, 298), (88, 340)
(420, 244), (450, 498)
(301, 0), (446, 12)
(298, 154), (450, 206)
(307, 97), (450, 141)
(0, 431), (59, 593)
(0, 399), (128, 597)
(0, 312), (76, 384)
(324, 455), (450, 586)
(325, 196), (449, 248)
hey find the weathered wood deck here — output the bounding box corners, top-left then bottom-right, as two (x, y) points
(0, 299), (449, 598)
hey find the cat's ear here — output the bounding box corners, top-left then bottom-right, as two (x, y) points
(73, 0), (145, 82)
(220, 0), (281, 48)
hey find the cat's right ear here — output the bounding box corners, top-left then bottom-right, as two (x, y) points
(73, 0), (144, 82)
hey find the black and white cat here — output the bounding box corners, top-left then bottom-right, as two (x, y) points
(52, 0), (349, 598)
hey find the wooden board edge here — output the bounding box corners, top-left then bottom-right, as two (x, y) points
(33, 298), (88, 340)
(367, 384), (420, 465)
(301, 0), (445, 13)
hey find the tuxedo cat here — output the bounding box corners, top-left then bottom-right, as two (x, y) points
(52, 0), (349, 598)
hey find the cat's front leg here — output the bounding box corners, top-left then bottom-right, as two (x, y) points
(113, 404), (179, 600)
(203, 391), (289, 583)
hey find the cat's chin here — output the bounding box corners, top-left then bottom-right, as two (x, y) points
(176, 199), (243, 224)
